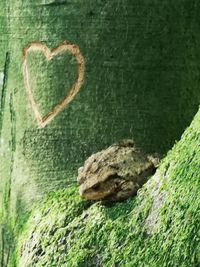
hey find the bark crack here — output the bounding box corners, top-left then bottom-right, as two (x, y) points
(1, 227), (4, 267)
(0, 52), (10, 138)
(0, 92), (16, 267)
(7, 91), (16, 207)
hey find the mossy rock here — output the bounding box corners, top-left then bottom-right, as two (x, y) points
(16, 110), (200, 267)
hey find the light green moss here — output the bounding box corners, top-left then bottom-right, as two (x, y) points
(16, 109), (200, 267)
(2, 1), (200, 265)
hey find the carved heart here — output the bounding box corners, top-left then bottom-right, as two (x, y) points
(22, 41), (85, 128)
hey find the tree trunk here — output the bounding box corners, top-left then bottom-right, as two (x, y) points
(0, 0), (200, 266)
(17, 107), (200, 266)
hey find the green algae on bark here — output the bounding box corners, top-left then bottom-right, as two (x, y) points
(2, 1), (200, 265)
(17, 108), (200, 267)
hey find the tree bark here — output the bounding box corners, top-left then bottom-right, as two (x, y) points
(0, 0), (200, 266)
(17, 107), (200, 267)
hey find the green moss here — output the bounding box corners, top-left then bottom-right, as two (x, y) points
(2, 1), (200, 264)
(16, 109), (200, 267)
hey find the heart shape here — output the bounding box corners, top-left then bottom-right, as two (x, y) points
(22, 40), (85, 128)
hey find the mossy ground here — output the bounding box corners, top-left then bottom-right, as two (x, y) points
(16, 109), (200, 267)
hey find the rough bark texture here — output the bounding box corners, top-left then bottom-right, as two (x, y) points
(17, 107), (200, 267)
(0, 0), (200, 266)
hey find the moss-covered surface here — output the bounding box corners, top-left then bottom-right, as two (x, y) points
(1, 1), (200, 265)
(16, 108), (200, 267)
